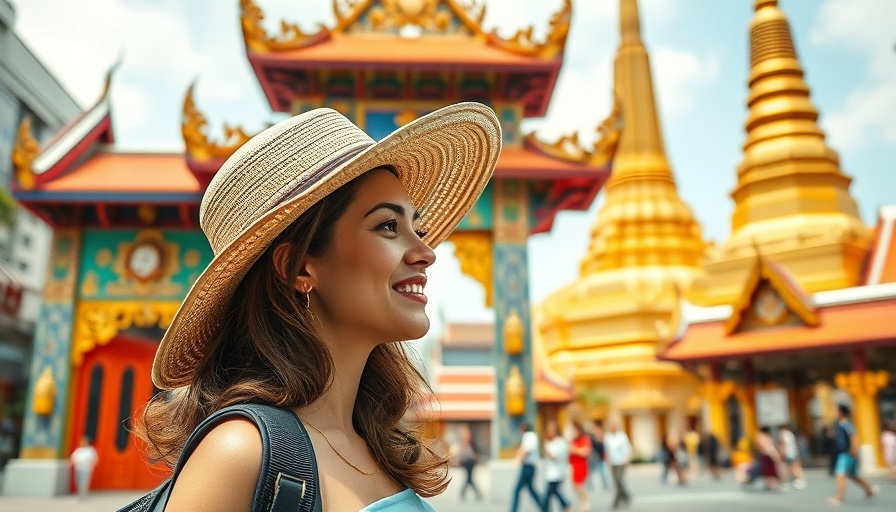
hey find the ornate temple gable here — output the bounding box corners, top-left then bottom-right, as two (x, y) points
(725, 253), (818, 335)
(242, 0), (570, 59)
(182, 84), (254, 187)
(12, 65), (115, 191)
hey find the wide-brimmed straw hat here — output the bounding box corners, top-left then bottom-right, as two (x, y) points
(152, 102), (501, 389)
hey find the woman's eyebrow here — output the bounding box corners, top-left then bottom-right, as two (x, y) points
(364, 203), (421, 220)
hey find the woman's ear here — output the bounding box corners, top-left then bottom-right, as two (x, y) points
(273, 243), (314, 291)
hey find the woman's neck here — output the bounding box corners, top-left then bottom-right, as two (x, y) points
(297, 335), (374, 432)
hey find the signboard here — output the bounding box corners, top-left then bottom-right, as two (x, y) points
(756, 388), (790, 427)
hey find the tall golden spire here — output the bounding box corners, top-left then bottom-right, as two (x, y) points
(714, 0), (871, 293)
(580, 0), (703, 274)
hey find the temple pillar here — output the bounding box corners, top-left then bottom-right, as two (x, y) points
(491, 179), (536, 457)
(741, 360), (757, 441)
(3, 230), (81, 496)
(488, 179), (537, 505)
(703, 362), (735, 449)
(835, 363), (889, 469)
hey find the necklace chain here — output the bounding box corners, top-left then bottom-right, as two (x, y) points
(303, 420), (379, 476)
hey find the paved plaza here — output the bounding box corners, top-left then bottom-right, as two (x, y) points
(0, 465), (893, 511)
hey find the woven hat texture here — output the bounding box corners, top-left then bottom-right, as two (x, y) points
(152, 102), (501, 389)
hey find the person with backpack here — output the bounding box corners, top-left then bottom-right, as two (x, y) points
(827, 404), (879, 506)
(125, 103), (501, 511)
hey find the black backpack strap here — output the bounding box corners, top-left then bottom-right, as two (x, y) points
(152, 403), (321, 512)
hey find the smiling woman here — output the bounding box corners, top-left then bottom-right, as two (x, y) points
(129, 103), (501, 512)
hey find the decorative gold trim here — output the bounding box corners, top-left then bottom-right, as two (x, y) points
(12, 118), (38, 190)
(241, 0), (330, 53)
(72, 301), (181, 366)
(182, 83), (252, 162)
(487, 0), (571, 58)
(448, 231), (493, 307)
(333, 0), (372, 30)
(525, 96), (621, 166)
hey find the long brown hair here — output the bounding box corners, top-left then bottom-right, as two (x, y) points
(136, 172), (449, 496)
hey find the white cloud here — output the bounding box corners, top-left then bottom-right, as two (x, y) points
(810, 0), (896, 150)
(652, 48), (720, 121)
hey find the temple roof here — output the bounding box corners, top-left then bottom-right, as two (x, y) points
(661, 282), (896, 362)
(865, 205), (896, 285)
(241, 0), (572, 116)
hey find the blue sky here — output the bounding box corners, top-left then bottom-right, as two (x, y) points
(14, 0), (896, 324)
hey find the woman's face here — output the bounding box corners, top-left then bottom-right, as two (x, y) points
(307, 168), (436, 344)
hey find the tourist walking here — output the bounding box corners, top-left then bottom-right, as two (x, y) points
(456, 426), (482, 501)
(828, 404), (879, 505)
(700, 430), (722, 481)
(588, 423), (610, 490)
(662, 432), (687, 485)
(604, 422), (632, 510)
(778, 424), (806, 489)
(69, 435), (98, 500)
(684, 426), (700, 478)
(756, 426), (782, 491)
(569, 420), (592, 511)
(882, 420), (896, 481)
(542, 420), (572, 512)
(511, 421), (542, 512)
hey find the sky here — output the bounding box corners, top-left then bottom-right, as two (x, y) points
(12, 0), (896, 328)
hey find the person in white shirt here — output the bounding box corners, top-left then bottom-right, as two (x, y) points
(511, 421), (542, 512)
(541, 420), (572, 512)
(777, 425), (806, 489)
(603, 422), (632, 510)
(69, 435), (99, 499)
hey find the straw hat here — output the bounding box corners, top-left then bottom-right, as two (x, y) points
(152, 102), (501, 389)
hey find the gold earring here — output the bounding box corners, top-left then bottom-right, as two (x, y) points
(304, 286), (312, 310)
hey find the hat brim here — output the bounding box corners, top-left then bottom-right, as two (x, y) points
(152, 102), (501, 389)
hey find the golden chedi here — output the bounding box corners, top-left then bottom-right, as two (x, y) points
(536, 0), (703, 458)
(700, 0), (872, 304)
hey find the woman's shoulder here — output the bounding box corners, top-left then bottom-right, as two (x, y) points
(165, 418), (263, 512)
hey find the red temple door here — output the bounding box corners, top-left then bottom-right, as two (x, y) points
(70, 336), (169, 490)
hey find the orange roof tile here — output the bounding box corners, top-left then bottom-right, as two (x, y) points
(662, 298), (896, 362)
(250, 35), (560, 70)
(41, 153), (200, 194)
(534, 373), (574, 404)
(496, 146), (609, 179)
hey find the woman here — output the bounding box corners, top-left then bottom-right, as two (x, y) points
(568, 421), (591, 511)
(541, 420), (572, 512)
(756, 427), (782, 491)
(135, 103), (501, 511)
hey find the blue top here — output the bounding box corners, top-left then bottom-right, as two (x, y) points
(359, 489), (434, 512)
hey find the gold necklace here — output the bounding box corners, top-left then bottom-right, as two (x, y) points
(303, 420), (379, 476)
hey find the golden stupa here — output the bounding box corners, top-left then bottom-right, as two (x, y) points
(699, 0), (872, 304)
(536, 0), (704, 457)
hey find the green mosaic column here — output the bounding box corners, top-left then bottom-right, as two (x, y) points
(492, 178), (536, 459)
(20, 229), (81, 459)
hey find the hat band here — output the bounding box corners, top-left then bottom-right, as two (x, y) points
(274, 143), (374, 210)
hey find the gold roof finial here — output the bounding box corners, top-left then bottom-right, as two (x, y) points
(181, 83), (252, 161)
(12, 118), (39, 190)
(754, 0), (777, 10)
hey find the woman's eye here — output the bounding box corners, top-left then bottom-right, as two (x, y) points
(380, 220), (399, 233)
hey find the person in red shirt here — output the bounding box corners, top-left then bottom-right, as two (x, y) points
(569, 420), (593, 511)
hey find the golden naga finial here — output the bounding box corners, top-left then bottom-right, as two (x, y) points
(12, 117), (39, 190)
(489, 0), (571, 58)
(241, 0), (330, 53)
(525, 96), (622, 166)
(181, 83), (252, 162)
